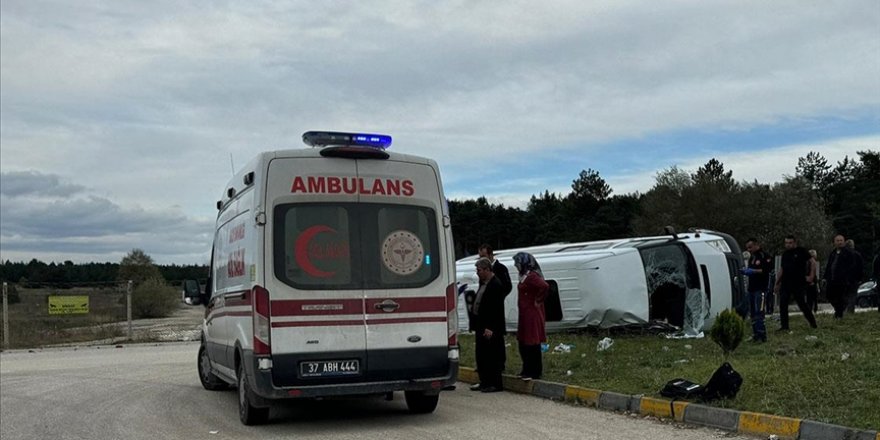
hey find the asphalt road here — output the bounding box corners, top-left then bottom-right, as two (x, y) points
(0, 343), (752, 440)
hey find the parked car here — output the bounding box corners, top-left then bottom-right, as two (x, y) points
(856, 280), (878, 308)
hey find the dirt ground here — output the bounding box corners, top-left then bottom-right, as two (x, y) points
(46, 304), (205, 347)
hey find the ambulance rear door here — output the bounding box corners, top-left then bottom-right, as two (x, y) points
(356, 159), (451, 380)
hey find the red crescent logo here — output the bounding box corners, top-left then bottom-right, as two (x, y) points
(294, 225), (337, 278)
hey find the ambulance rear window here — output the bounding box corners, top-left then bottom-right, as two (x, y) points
(273, 203), (440, 290)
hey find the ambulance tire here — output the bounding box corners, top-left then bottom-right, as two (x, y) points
(197, 344), (227, 391)
(404, 391), (439, 414)
(238, 363), (270, 425)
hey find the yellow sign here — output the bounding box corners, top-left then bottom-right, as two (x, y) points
(48, 295), (90, 315)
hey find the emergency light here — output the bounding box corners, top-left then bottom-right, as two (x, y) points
(302, 131), (392, 150)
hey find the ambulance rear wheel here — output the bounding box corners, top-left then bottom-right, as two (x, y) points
(197, 344), (227, 391)
(404, 391), (439, 414)
(238, 363), (269, 425)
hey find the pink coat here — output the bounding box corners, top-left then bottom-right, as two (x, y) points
(516, 271), (549, 345)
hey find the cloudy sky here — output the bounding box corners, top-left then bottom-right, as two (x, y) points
(1, 1), (878, 265)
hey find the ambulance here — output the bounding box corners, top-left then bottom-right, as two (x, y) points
(190, 132), (459, 425)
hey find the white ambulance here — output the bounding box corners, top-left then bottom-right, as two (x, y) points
(190, 132), (459, 425)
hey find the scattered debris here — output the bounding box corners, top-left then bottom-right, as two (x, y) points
(662, 346), (670, 352)
(553, 343), (574, 353)
(566, 370), (573, 376)
(684, 344), (692, 350)
(804, 335), (818, 342)
(597, 337), (614, 351)
(841, 352), (850, 361)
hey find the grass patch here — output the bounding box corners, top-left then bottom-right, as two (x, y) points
(459, 311), (880, 430)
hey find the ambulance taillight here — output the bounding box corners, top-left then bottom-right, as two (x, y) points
(446, 283), (457, 347)
(252, 285), (271, 356)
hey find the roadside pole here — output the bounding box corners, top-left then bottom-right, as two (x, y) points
(2, 282), (9, 348)
(127, 280), (133, 340)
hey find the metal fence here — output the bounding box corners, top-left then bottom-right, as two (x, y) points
(1, 281), (134, 349)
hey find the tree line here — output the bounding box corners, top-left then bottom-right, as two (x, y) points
(0, 257), (208, 287)
(2, 150), (877, 285)
(451, 150), (879, 272)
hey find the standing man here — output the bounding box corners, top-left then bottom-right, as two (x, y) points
(807, 249), (820, 313)
(743, 238), (772, 342)
(478, 244), (513, 372)
(479, 244), (513, 299)
(825, 234), (858, 319)
(470, 258), (507, 393)
(774, 235), (818, 331)
(844, 239), (864, 314)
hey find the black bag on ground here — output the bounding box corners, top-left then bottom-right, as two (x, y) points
(660, 378), (703, 399)
(701, 362), (743, 401)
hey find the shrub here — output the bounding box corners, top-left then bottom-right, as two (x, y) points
(709, 308), (745, 359)
(131, 277), (178, 319)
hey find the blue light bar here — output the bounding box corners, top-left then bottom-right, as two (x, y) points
(302, 131), (392, 149)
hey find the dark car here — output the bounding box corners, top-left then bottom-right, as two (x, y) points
(856, 280), (878, 308)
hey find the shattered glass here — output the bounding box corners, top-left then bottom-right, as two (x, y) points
(683, 287), (708, 338)
(642, 244), (706, 337)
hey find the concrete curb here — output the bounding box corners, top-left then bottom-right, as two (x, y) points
(458, 367), (878, 439)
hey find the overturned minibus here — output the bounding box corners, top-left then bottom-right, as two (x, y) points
(456, 230), (745, 334)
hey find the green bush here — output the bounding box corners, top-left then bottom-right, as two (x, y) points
(709, 308), (745, 359)
(131, 277), (178, 319)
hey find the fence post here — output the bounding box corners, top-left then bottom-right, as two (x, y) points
(2, 282), (8, 348)
(127, 280), (133, 340)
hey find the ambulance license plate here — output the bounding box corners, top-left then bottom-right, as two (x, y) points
(300, 359), (360, 377)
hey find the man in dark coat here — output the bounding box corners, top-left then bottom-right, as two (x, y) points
(825, 234), (859, 318)
(479, 244), (513, 298)
(470, 257), (507, 393)
(774, 235), (817, 330)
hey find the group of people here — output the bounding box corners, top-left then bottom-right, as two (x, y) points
(742, 233), (870, 343)
(466, 244), (548, 393)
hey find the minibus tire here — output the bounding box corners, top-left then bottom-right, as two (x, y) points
(404, 391), (439, 414)
(197, 344), (227, 391)
(238, 363), (269, 425)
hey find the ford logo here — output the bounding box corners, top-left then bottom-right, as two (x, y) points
(407, 335), (422, 343)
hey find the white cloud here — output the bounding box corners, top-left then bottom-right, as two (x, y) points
(1, 0), (878, 262)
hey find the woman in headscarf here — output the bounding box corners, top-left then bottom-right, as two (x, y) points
(512, 252), (549, 380)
